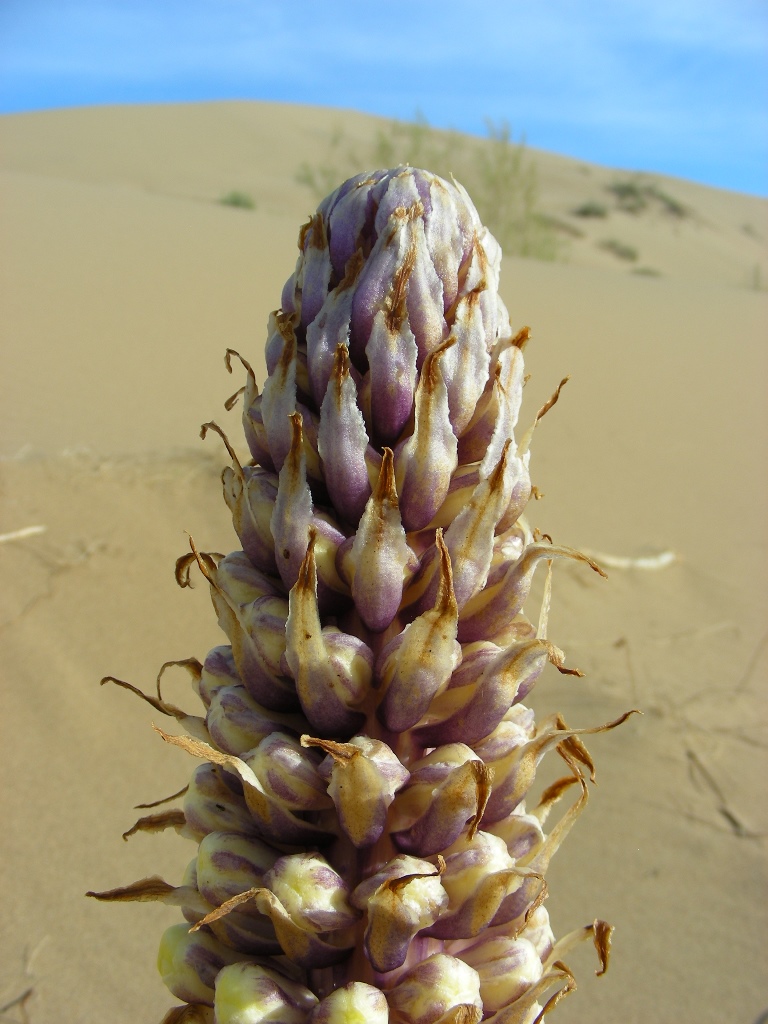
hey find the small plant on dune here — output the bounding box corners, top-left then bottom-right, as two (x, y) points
(90, 167), (634, 1023)
(748, 263), (766, 291)
(740, 222), (761, 241)
(473, 121), (560, 261)
(606, 178), (689, 220)
(571, 200), (608, 219)
(220, 191), (256, 210)
(605, 179), (648, 215)
(295, 126), (351, 201)
(536, 215), (584, 240)
(598, 238), (639, 262)
(371, 110), (463, 173)
(645, 185), (688, 220)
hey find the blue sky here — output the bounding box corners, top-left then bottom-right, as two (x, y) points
(1, 0), (766, 195)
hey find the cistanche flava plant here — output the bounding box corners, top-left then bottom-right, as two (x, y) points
(90, 167), (634, 1024)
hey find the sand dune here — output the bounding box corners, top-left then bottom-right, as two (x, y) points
(1, 102), (766, 1024)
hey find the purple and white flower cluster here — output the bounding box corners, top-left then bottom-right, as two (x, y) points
(92, 168), (627, 1024)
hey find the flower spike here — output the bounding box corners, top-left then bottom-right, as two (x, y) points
(95, 167), (633, 1022)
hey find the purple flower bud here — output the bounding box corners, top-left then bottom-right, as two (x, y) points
(304, 734), (409, 847)
(391, 744), (492, 856)
(386, 953), (482, 1024)
(264, 852), (358, 933)
(461, 935), (544, 1013)
(393, 339), (458, 531)
(285, 533), (370, 736)
(317, 343), (376, 524)
(481, 714), (596, 825)
(295, 213), (334, 329)
(377, 531), (460, 732)
(179, 857), (211, 925)
(195, 831), (281, 955)
(308, 982), (389, 1024)
(270, 413), (348, 611)
(486, 808), (545, 862)
(182, 764), (260, 843)
(306, 245), (361, 385)
(260, 312), (302, 473)
(206, 684), (307, 756)
(519, 905), (555, 960)
(458, 543), (606, 643)
(196, 831), (278, 906)
(365, 306), (419, 443)
(214, 961), (318, 1023)
(157, 923), (246, 1005)
(190, 549), (296, 712)
(337, 448), (419, 632)
(458, 336), (526, 467)
(246, 853), (360, 969)
(413, 639), (558, 748)
(406, 441), (527, 620)
(159, 729), (335, 848)
(350, 856), (448, 972)
(222, 463), (279, 574)
(423, 831), (521, 940)
(242, 732), (332, 812)
(196, 646), (241, 708)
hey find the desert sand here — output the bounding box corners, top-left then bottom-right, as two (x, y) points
(1, 102), (766, 1024)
